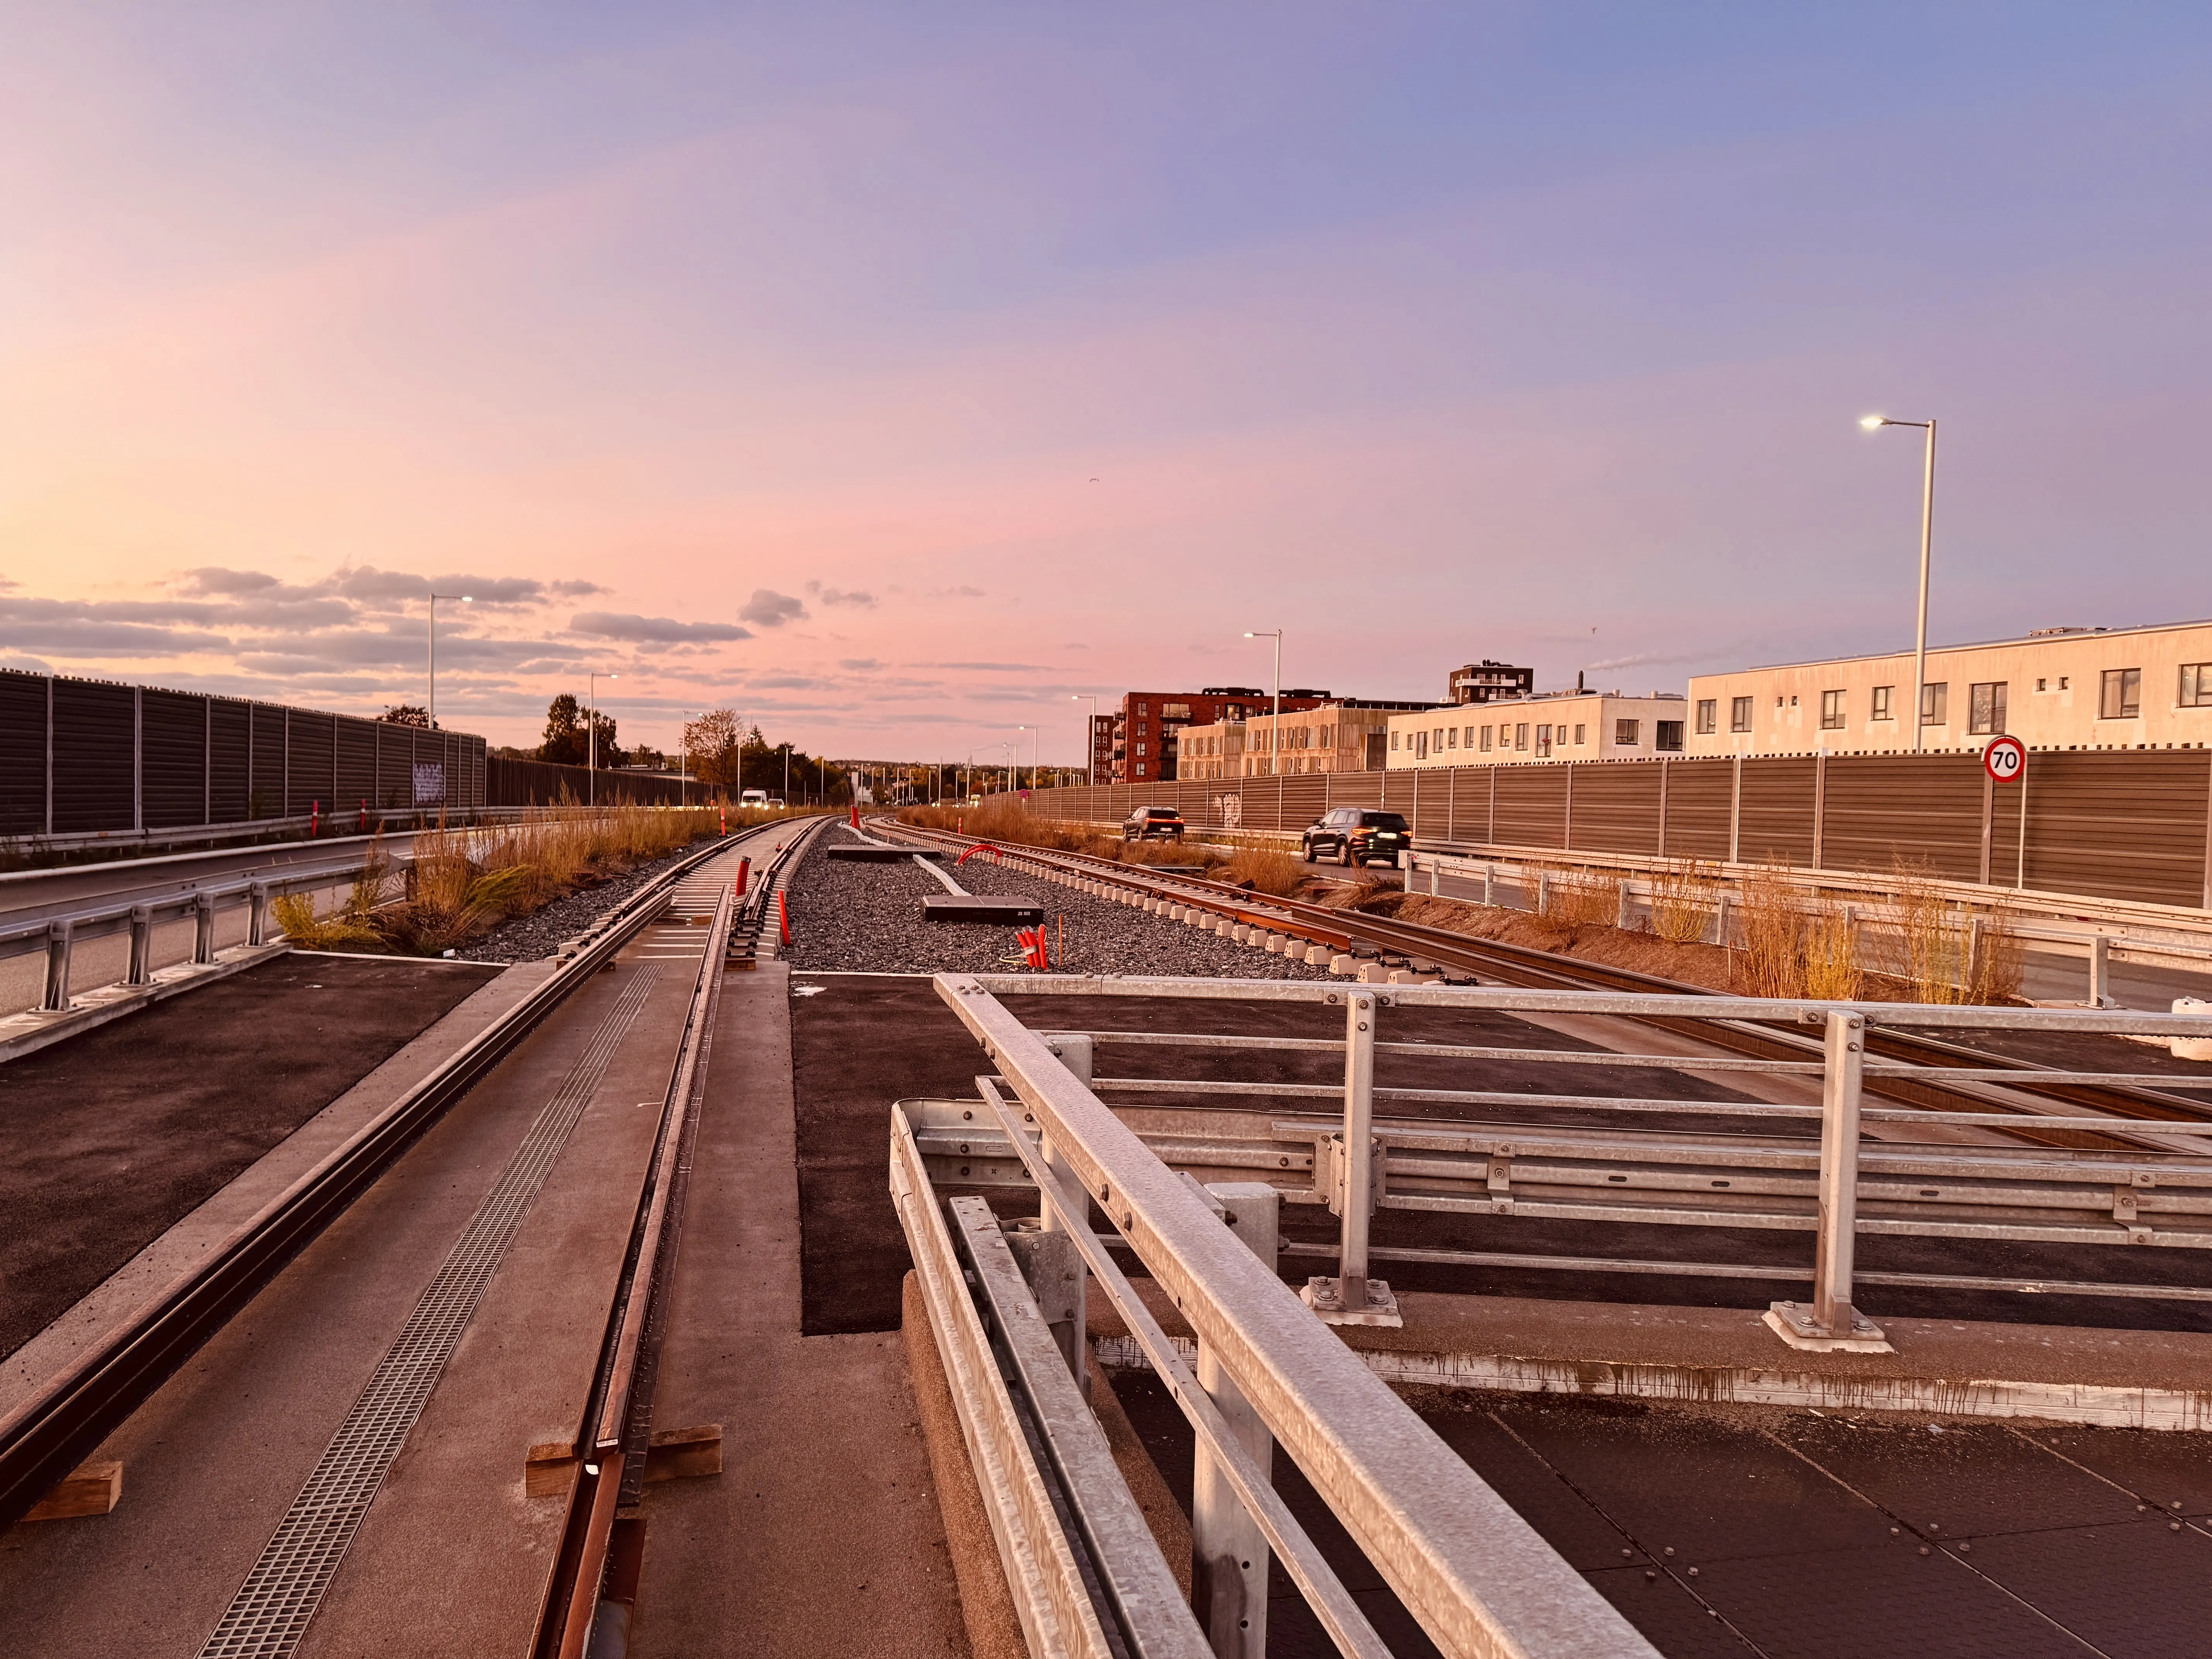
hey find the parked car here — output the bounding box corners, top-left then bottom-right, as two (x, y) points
(1300, 808), (1410, 867)
(1123, 805), (1186, 842)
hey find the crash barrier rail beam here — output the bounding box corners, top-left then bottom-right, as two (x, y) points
(947, 975), (2212, 1348)
(919, 972), (1666, 1659)
(1404, 848), (2212, 991)
(0, 856), (392, 1011)
(0, 829), (747, 1534)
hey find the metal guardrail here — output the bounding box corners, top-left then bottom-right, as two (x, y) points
(0, 828), (747, 1535)
(907, 972), (1666, 1659)
(0, 854), (388, 1011)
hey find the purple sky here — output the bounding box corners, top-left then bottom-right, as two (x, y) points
(3, 5), (2207, 764)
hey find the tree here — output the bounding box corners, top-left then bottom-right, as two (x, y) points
(541, 694), (623, 767)
(684, 709), (743, 787)
(381, 703), (431, 728)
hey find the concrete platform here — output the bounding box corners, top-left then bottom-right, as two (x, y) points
(922, 894), (1044, 926)
(1090, 1283), (2212, 1430)
(0, 941), (295, 1065)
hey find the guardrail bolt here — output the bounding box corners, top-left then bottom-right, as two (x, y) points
(127, 905), (153, 985)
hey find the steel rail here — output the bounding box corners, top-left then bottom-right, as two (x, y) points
(0, 825), (759, 1535)
(532, 876), (739, 1659)
(875, 821), (2212, 1148)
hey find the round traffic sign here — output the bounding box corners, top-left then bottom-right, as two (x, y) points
(1984, 735), (2026, 782)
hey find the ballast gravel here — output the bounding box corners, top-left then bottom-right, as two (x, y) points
(779, 825), (1338, 980)
(469, 836), (720, 963)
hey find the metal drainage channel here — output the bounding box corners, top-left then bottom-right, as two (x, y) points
(0, 824), (757, 1534)
(872, 820), (2212, 1151)
(196, 965), (665, 1659)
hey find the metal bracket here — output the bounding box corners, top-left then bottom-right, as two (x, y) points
(1301, 1276), (1403, 1327)
(1764, 1300), (1892, 1353)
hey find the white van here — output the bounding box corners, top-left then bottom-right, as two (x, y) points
(740, 789), (769, 807)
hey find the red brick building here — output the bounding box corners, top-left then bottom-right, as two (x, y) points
(1111, 687), (1333, 782)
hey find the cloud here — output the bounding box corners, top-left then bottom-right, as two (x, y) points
(179, 567), (280, 596)
(570, 610), (752, 643)
(920, 660), (1054, 672)
(749, 673), (825, 689)
(547, 579), (609, 598)
(805, 581), (877, 609)
(928, 586), (987, 599)
(738, 589), (809, 627)
(838, 658), (883, 671)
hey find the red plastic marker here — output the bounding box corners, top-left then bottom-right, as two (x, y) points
(720, 804), (727, 835)
(734, 857), (751, 898)
(850, 802), (860, 830)
(777, 889), (791, 946)
(358, 797), (367, 833)
(310, 799), (319, 838)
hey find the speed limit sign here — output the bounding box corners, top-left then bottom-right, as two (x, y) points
(1984, 735), (2026, 782)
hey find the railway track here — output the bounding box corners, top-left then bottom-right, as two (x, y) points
(874, 819), (2212, 1151)
(0, 815), (825, 1539)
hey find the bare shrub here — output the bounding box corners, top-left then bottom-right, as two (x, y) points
(272, 890), (385, 951)
(1732, 864), (1806, 998)
(1537, 865), (1624, 928)
(1220, 847), (1306, 896)
(1801, 906), (1863, 1002)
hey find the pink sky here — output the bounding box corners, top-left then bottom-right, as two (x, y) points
(4, 7), (2208, 763)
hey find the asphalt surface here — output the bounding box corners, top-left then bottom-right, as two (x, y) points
(1113, 1371), (2212, 1659)
(0, 952), (499, 1358)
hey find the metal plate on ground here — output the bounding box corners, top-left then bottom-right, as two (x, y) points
(825, 845), (943, 862)
(922, 895), (1044, 925)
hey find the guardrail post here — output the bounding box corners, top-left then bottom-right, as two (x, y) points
(2090, 934), (2112, 1008)
(1714, 891), (1733, 949)
(1039, 1034), (1095, 1394)
(1303, 992), (1399, 1325)
(1767, 1010), (1887, 1351)
(193, 892), (216, 965)
(42, 921), (72, 1012)
(1617, 879), (1634, 930)
(247, 883), (270, 948)
(1483, 863), (1495, 907)
(127, 905), (153, 985)
(1428, 856), (1441, 897)
(1194, 1182), (1279, 1659)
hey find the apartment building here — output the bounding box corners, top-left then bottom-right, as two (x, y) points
(1387, 692), (1688, 768)
(1109, 687), (1333, 781)
(1446, 660), (1535, 705)
(1685, 619), (2212, 757)
(1178, 698), (1441, 779)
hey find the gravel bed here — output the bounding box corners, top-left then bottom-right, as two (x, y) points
(779, 826), (1338, 979)
(468, 836), (719, 963)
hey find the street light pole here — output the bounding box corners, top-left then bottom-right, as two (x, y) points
(1862, 415), (1937, 754)
(428, 592), (472, 730)
(587, 670), (616, 806)
(782, 742), (791, 806)
(1245, 629), (1283, 776)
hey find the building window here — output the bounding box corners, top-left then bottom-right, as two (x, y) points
(1137, 721), (1147, 735)
(1480, 725), (1493, 752)
(1820, 690), (1845, 730)
(2035, 678), (2047, 692)
(1415, 731), (1427, 759)
(1137, 702), (1148, 716)
(1515, 723), (1529, 750)
(1135, 742), (1147, 756)
(1573, 723), (1586, 745)
(1920, 682), (1948, 727)
(1968, 681), (2009, 735)
(2101, 668), (2142, 719)
(1657, 720), (1684, 752)
(1614, 719), (1640, 745)
(1135, 763), (1146, 776)
(1535, 725), (1552, 757)
(1871, 685), (1893, 721)
(1731, 696), (1753, 733)
(2184, 665), (2212, 708)
(1447, 726), (1458, 749)
(1695, 699), (1717, 735)
(1463, 725), (1475, 747)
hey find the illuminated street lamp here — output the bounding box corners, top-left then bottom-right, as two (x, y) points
(1861, 415), (1937, 753)
(1071, 694), (1099, 784)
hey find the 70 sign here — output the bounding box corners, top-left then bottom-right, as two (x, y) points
(1984, 735), (2026, 783)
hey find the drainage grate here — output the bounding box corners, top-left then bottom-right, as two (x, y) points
(196, 965), (663, 1659)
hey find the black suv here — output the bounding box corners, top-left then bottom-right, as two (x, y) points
(1301, 808), (1410, 867)
(1123, 805), (1186, 842)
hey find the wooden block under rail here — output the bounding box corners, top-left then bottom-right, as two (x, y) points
(22, 1461), (123, 1522)
(524, 1426), (723, 1498)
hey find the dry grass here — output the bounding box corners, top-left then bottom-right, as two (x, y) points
(1870, 860), (2024, 1005)
(1535, 866), (1623, 929)
(1650, 859), (1721, 945)
(1218, 845), (1307, 896)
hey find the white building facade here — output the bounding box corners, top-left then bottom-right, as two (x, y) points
(1685, 620), (2212, 758)
(1386, 693), (1688, 768)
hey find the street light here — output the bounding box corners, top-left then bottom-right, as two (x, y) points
(1016, 725), (1040, 792)
(587, 671), (617, 805)
(428, 592), (471, 730)
(1860, 416), (1937, 753)
(1071, 694), (1099, 784)
(1244, 629), (1283, 776)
